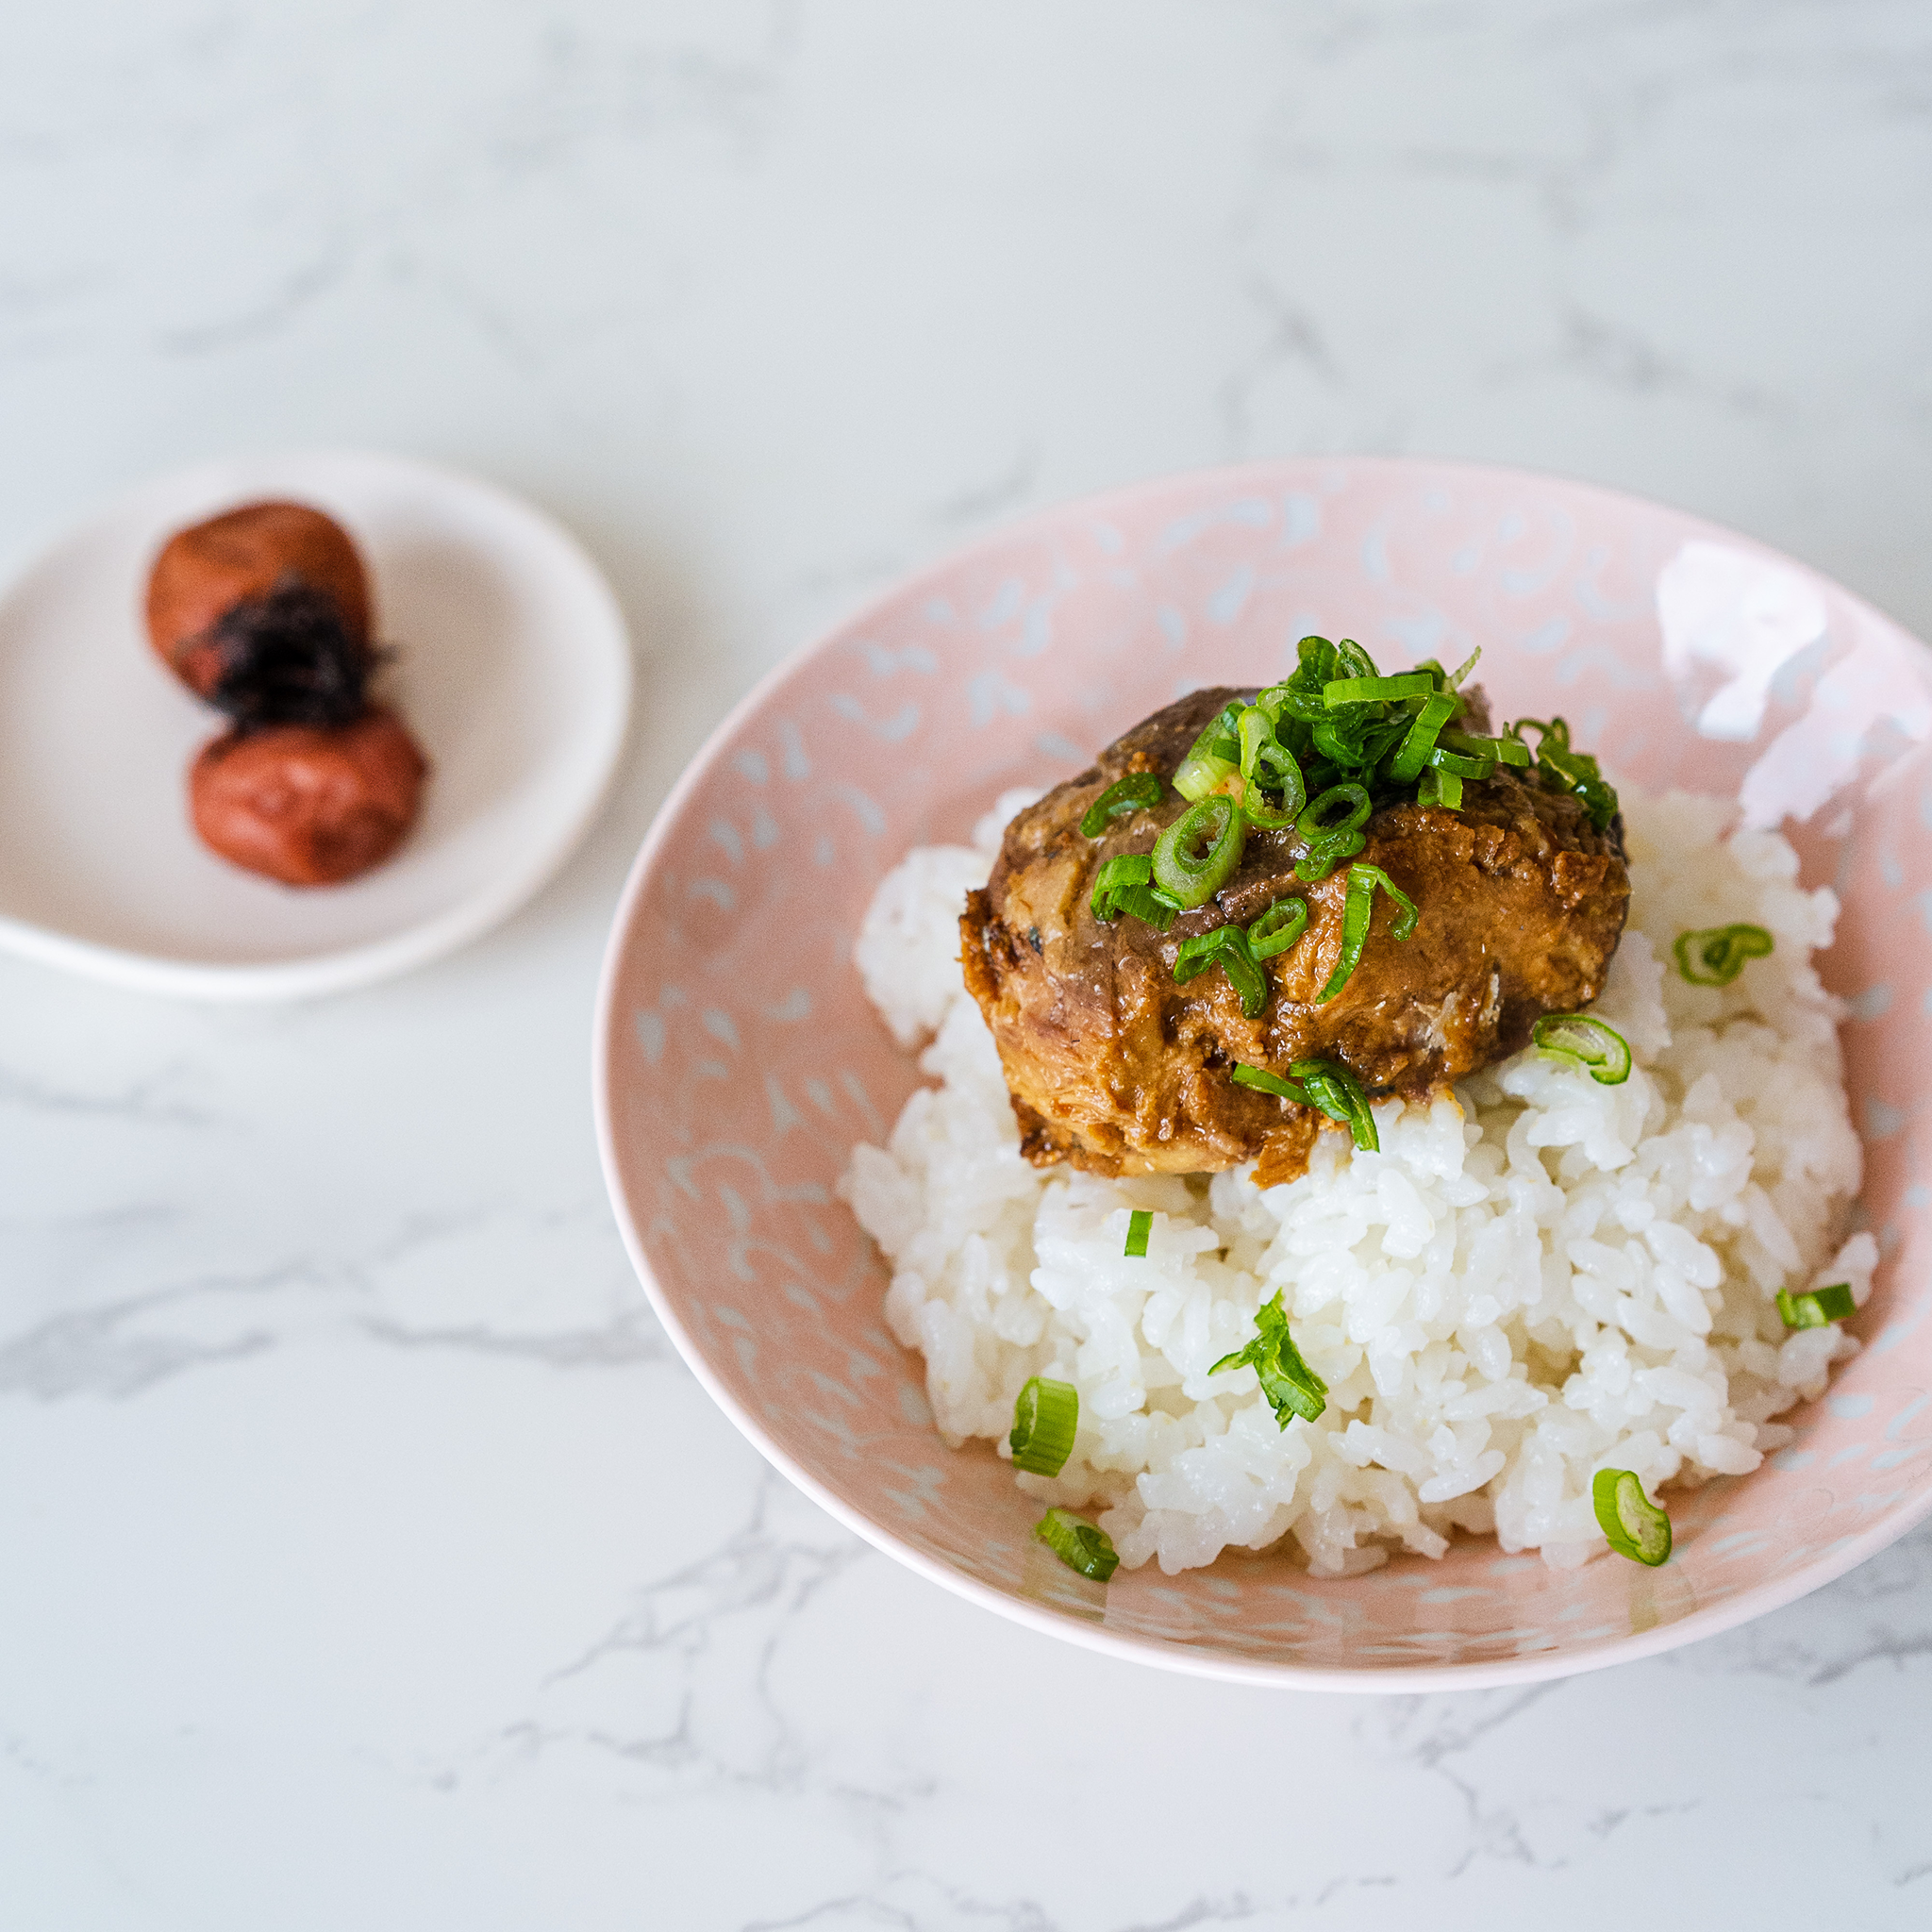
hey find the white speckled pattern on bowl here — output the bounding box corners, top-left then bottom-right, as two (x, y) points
(594, 459), (1932, 1690)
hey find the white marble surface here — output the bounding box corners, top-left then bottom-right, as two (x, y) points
(4, 4), (1931, 1925)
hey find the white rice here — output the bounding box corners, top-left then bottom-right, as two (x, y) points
(841, 788), (1871, 1574)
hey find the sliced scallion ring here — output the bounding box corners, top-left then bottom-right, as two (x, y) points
(1152, 795), (1245, 908)
(1009, 1376), (1079, 1476)
(1387, 691), (1458, 782)
(1592, 1468), (1672, 1566)
(1316, 863), (1417, 1003)
(1124, 1208), (1153, 1258)
(1245, 896), (1308, 959)
(1172, 708), (1243, 803)
(1441, 729), (1530, 768)
(1172, 923), (1267, 1018)
(1078, 772), (1164, 839)
(1294, 829), (1368, 883)
(1089, 853), (1152, 922)
(1777, 1282), (1856, 1329)
(1291, 1058), (1378, 1152)
(1033, 1507), (1120, 1582)
(1417, 764), (1463, 810)
(1531, 1013), (1632, 1085)
(1296, 782), (1372, 843)
(1674, 924), (1774, 987)
(1209, 1288), (1326, 1427)
(1231, 1062), (1307, 1102)
(1235, 707), (1306, 828)
(1426, 745), (1493, 779)
(1112, 883), (1181, 931)
(1322, 671), (1437, 708)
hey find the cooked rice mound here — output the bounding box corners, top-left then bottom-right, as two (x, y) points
(841, 788), (1871, 1575)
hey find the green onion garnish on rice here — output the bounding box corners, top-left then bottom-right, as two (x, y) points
(1592, 1468), (1673, 1566)
(1033, 1507), (1120, 1581)
(1209, 1288), (1327, 1427)
(1777, 1282), (1856, 1328)
(1009, 1376), (1079, 1475)
(1124, 1208), (1153, 1258)
(1316, 863), (1417, 1003)
(1531, 1013), (1632, 1085)
(1674, 923), (1774, 986)
(1079, 772), (1164, 839)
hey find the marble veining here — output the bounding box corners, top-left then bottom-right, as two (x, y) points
(4, 2), (1931, 1925)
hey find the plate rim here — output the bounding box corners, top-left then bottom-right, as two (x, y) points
(593, 453), (1932, 1690)
(0, 446), (635, 1002)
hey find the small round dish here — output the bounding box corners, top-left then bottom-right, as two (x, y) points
(0, 448), (632, 1001)
(595, 458), (1932, 1690)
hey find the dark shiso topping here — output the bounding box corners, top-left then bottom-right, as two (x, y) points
(206, 575), (370, 733)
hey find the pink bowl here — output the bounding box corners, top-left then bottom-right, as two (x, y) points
(594, 458), (1932, 1690)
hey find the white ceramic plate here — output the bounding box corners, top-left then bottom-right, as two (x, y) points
(0, 449), (632, 1001)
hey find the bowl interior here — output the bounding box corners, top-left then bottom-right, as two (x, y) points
(599, 458), (1932, 1686)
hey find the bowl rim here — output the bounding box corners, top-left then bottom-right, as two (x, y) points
(0, 446), (635, 1004)
(592, 454), (1932, 1690)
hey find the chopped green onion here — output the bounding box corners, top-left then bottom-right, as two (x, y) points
(1245, 896), (1308, 959)
(1090, 854), (1181, 931)
(1387, 691), (1459, 782)
(1009, 1376), (1079, 1475)
(1124, 1208), (1153, 1258)
(1592, 1468), (1672, 1566)
(1296, 782), (1372, 842)
(1079, 772), (1163, 839)
(1291, 1058), (1379, 1151)
(1441, 729), (1530, 768)
(1294, 830), (1368, 883)
(1173, 923), (1267, 1018)
(1294, 784), (1372, 881)
(1090, 853), (1151, 920)
(1173, 708), (1243, 802)
(1235, 707), (1306, 828)
(1114, 884), (1180, 930)
(1209, 1288), (1327, 1427)
(1232, 1062), (1307, 1101)
(1160, 643), (1613, 872)
(1332, 637), (1376, 680)
(1674, 924), (1774, 987)
(1316, 863), (1418, 1003)
(1323, 671), (1436, 708)
(1777, 1282), (1856, 1329)
(1517, 717), (1619, 831)
(1033, 1507), (1120, 1581)
(1531, 1013), (1632, 1085)
(1152, 795), (1246, 908)
(1427, 745), (1493, 779)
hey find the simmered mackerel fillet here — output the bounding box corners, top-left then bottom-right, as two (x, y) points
(959, 686), (1630, 1185)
